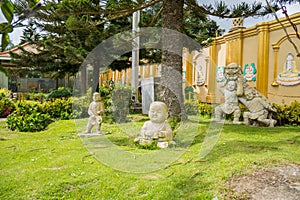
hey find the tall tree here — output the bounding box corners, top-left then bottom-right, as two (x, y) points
(159, 0), (184, 119)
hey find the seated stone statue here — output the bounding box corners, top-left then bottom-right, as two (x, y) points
(84, 92), (105, 134)
(213, 80), (241, 124)
(239, 88), (277, 127)
(134, 101), (173, 148)
(277, 52), (300, 86)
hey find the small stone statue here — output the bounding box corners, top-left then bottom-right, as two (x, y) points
(277, 52), (300, 86)
(135, 101), (173, 148)
(239, 88), (277, 127)
(213, 80), (241, 123)
(84, 92), (105, 134)
(215, 62), (277, 127)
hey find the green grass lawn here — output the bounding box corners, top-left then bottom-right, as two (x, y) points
(0, 116), (299, 199)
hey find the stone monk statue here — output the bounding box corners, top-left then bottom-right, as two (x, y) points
(84, 92), (105, 134)
(135, 101), (173, 148)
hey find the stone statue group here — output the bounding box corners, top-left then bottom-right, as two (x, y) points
(81, 62), (277, 148)
(213, 62), (277, 127)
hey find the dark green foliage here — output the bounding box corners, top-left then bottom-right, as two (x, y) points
(273, 101), (300, 126)
(6, 98), (76, 132)
(198, 102), (213, 116)
(41, 98), (75, 120)
(6, 112), (52, 132)
(72, 96), (90, 118)
(134, 139), (159, 150)
(47, 87), (72, 100)
(168, 117), (181, 130)
(98, 85), (114, 115)
(111, 86), (132, 123)
(6, 101), (52, 132)
(24, 93), (47, 102)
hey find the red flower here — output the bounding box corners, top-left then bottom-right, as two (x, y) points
(4, 108), (11, 116)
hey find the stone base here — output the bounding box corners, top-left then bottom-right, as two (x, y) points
(157, 141), (168, 148)
(78, 132), (109, 137)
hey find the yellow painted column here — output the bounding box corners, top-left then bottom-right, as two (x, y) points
(225, 31), (243, 66)
(186, 50), (193, 86)
(206, 39), (217, 103)
(256, 23), (269, 97)
(271, 45), (279, 87)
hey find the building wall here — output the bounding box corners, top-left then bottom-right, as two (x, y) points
(99, 13), (300, 105)
(0, 72), (8, 88)
(204, 12), (300, 104)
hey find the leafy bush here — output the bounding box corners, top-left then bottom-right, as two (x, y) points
(6, 102), (52, 132)
(0, 98), (15, 117)
(168, 117), (181, 130)
(6, 112), (52, 132)
(98, 85), (114, 116)
(198, 102), (213, 116)
(24, 93), (47, 102)
(134, 139), (159, 150)
(6, 99), (76, 132)
(72, 96), (90, 118)
(184, 101), (199, 115)
(273, 100), (300, 126)
(0, 88), (11, 99)
(47, 87), (72, 100)
(41, 98), (75, 120)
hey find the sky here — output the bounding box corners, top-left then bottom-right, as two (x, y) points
(1, 1), (300, 47)
(210, 1), (300, 32)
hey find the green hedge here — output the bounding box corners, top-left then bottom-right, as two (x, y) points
(4, 95), (300, 132)
(273, 100), (300, 126)
(6, 98), (76, 132)
(47, 87), (72, 100)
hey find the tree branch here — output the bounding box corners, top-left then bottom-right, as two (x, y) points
(54, 0), (162, 18)
(185, 0), (278, 19)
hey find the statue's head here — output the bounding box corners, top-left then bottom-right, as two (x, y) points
(93, 92), (101, 102)
(227, 80), (236, 91)
(224, 62), (243, 80)
(149, 101), (168, 123)
(244, 89), (255, 100)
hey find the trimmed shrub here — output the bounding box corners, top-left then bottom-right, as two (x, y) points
(41, 98), (75, 120)
(6, 112), (52, 132)
(47, 87), (72, 100)
(24, 93), (47, 102)
(6, 99), (76, 132)
(6, 102), (52, 132)
(273, 100), (300, 126)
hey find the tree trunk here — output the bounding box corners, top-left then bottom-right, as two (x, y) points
(160, 0), (186, 120)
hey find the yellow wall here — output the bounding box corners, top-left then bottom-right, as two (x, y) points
(99, 13), (300, 104)
(202, 12), (300, 104)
